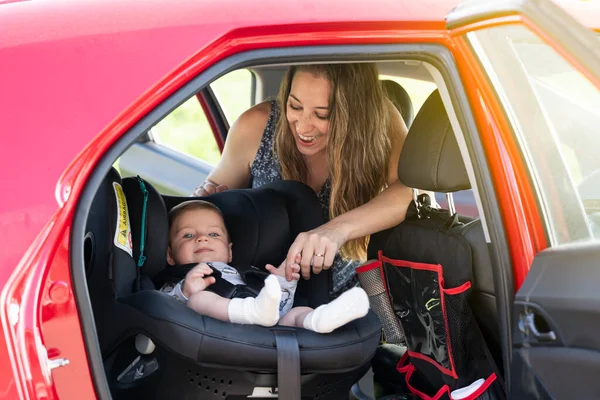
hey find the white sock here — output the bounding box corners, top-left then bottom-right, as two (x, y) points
(228, 275), (282, 327)
(303, 287), (370, 333)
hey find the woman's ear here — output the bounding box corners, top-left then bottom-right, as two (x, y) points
(166, 247), (176, 266)
(228, 242), (233, 263)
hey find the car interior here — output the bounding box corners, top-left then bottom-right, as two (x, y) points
(74, 55), (508, 400)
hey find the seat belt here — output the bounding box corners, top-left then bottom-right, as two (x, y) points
(272, 329), (301, 400)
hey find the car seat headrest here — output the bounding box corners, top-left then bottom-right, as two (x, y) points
(85, 167), (137, 299)
(397, 90), (470, 192)
(125, 178), (327, 280)
(381, 79), (414, 129)
(123, 176), (169, 280)
(163, 181), (325, 270)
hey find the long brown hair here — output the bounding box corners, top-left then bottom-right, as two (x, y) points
(274, 63), (391, 261)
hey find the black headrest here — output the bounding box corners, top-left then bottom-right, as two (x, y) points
(124, 178), (326, 275)
(381, 80), (414, 129)
(123, 177), (169, 280)
(397, 90), (470, 192)
(125, 178), (331, 307)
(85, 167), (137, 299)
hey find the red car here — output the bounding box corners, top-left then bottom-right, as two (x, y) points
(2, 0), (600, 399)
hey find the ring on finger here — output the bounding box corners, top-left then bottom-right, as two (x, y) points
(314, 253), (325, 258)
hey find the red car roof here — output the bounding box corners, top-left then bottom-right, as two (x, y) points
(0, 0), (598, 275)
(0, 0), (461, 271)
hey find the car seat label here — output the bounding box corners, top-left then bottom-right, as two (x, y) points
(113, 182), (133, 257)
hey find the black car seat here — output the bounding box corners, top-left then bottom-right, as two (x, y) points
(84, 172), (381, 400)
(362, 91), (504, 398)
(381, 79), (415, 129)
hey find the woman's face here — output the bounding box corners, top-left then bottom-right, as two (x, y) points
(286, 70), (331, 157)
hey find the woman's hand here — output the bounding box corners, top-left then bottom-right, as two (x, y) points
(191, 180), (229, 197)
(266, 253), (301, 281)
(285, 223), (349, 280)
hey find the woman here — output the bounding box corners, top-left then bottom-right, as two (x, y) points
(192, 63), (413, 297)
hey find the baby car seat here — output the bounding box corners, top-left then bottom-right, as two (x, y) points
(84, 171), (381, 400)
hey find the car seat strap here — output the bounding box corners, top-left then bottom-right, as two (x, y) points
(272, 329), (300, 400)
(135, 176), (148, 268)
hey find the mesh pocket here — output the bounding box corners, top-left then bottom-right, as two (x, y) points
(445, 291), (496, 387)
(445, 290), (478, 380)
(357, 262), (405, 344)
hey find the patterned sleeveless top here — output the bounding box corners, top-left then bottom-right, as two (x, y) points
(250, 100), (359, 298)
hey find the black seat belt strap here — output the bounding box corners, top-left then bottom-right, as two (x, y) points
(272, 329), (301, 400)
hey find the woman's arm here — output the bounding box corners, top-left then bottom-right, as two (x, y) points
(192, 101), (271, 195)
(287, 100), (414, 278)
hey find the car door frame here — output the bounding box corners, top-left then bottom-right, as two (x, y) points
(62, 42), (509, 399)
(447, 0), (600, 397)
(197, 87), (228, 151)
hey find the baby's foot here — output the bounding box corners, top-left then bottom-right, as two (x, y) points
(303, 288), (369, 333)
(252, 275), (282, 326)
(228, 275), (282, 327)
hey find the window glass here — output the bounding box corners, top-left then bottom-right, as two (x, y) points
(152, 97), (220, 165)
(469, 24), (600, 244)
(435, 191), (479, 219)
(379, 75), (437, 114)
(210, 69), (254, 125)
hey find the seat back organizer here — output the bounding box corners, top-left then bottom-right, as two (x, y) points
(358, 91), (505, 400)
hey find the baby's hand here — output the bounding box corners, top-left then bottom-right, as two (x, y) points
(182, 263), (215, 298)
(265, 253), (301, 281)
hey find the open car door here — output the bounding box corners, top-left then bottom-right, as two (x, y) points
(447, 1), (600, 398)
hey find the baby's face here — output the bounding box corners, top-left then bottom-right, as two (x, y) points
(167, 208), (232, 266)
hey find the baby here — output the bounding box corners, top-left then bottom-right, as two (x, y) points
(164, 200), (369, 333)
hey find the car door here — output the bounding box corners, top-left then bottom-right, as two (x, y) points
(118, 69), (255, 195)
(447, 1), (600, 398)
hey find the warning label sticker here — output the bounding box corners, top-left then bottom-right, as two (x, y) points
(113, 182), (133, 257)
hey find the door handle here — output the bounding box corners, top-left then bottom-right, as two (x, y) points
(518, 311), (556, 342)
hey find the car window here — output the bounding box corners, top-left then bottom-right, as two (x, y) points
(151, 96), (221, 165)
(435, 190), (479, 219)
(210, 68), (254, 126)
(379, 75), (437, 114)
(469, 24), (600, 245)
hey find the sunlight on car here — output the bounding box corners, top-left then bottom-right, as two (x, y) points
(149, 70), (253, 166)
(211, 69), (253, 124)
(469, 24), (600, 244)
(379, 75), (436, 113)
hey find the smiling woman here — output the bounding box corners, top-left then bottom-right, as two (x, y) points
(194, 63), (413, 298)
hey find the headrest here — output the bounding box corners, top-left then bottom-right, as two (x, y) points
(397, 90), (470, 192)
(124, 178), (326, 277)
(85, 167), (137, 298)
(123, 177), (169, 280)
(381, 80), (414, 129)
